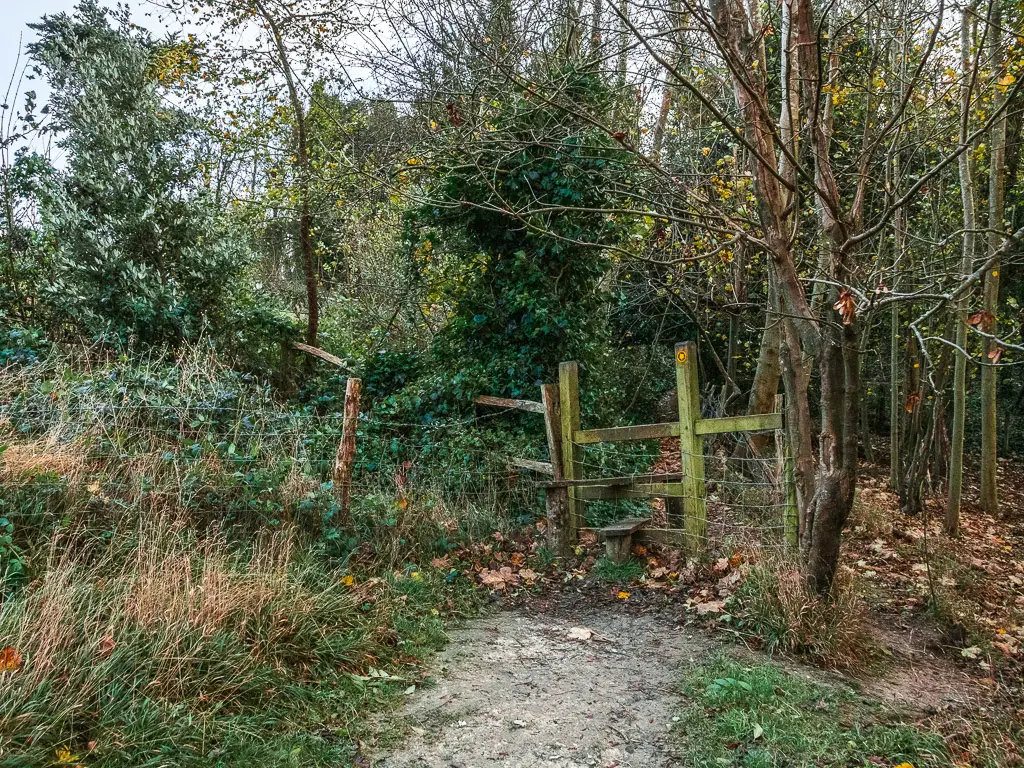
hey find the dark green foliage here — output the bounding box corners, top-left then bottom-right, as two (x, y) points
(408, 68), (635, 400)
(29, 1), (241, 346)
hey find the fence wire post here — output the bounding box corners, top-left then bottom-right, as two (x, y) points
(775, 393), (799, 548)
(675, 342), (707, 551)
(558, 362), (583, 544)
(333, 377), (361, 528)
(541, 383), (571, 556)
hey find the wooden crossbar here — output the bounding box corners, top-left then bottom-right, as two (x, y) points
(573, 413), (781, 445)
(574, 422), (679, 444)
(472, 395), (545, 414)
(540, 472), (683, 489)
(577, 482), (684, 500)
(695, 412), (782, 435)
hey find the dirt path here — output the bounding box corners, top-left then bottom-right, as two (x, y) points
(374, 608), (706, 768)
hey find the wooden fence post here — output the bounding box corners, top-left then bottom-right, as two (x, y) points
(334, 377), (362, 527)
(775, 393), (799, 548)
(675, 342), (707, 550)
(541, 383), (571, 556)
(558, 362), (583, 544)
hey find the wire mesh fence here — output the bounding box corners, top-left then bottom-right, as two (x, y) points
(1, 361), (793, 556)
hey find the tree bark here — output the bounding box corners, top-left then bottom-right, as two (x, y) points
(980, 0), (1005, 514)
(947, 2), (979, 535)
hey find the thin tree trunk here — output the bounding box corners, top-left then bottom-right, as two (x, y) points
(257, 1), (319, 346)
(980, 0), (1005, 514)
(590, 0), (603, 55)
(742, 274), (781, 456)
(947, 2), (979, 535)
(889, 152), (904, 490)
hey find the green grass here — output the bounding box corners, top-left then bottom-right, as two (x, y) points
(0, 524), (480, 768)
(592, 555), (644, 583)
(674, 656), (951, 768)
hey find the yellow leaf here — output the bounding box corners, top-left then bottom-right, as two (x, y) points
(55, 746), (79, 764)
(616, 591), (630, 600)
(341, 575), (354, 586)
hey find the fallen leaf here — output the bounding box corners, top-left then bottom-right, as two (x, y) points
(696, 599), (726, 615)
(617, 590), (631, 600)
(99, 635), (116, 658)
(967, 309), (995, 330)
(518, 568), (538, 582)
(567, 627), (594, 641)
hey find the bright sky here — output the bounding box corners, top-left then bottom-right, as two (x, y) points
(0, 0), (167, 90)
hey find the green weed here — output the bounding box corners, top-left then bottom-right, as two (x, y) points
(593, 555), (644, 583)
(675, 656), (951, 768)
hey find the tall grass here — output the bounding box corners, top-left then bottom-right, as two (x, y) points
(0, 344), (512, 766)
(0, 516), (474, 767)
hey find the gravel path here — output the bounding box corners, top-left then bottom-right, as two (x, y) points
(374, 608), (706, 768)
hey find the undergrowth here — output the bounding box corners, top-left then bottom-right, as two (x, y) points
(0, 346), (522, 766)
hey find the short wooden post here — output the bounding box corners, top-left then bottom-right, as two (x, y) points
(541, 383), (571, 556)
(558, 362), (583, 544)
(675, 342), (707, 550)
(775, 394), (799, 548)
(773, 393), (799, 548)
(333, 377), (362, 527)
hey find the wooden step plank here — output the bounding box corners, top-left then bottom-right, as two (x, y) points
(508, 457), (554, 475)
(598, 517), (651, 537)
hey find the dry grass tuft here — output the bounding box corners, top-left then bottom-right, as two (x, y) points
(735, 551), (873, 669)
(0, 435), (90, 483)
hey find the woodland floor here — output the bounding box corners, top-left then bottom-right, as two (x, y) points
(371, 596), (980, 768)
(371, 450), (1024, 768)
